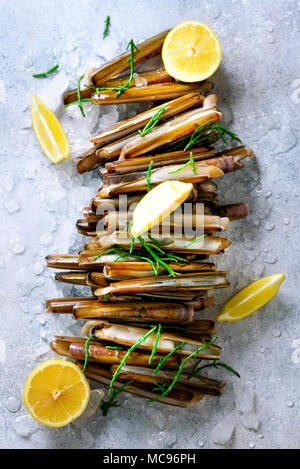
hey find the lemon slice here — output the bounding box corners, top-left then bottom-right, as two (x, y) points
(31, 94), (70, 163)
(24, 360), (90, 427)
(162, 21), (222, 82)
(130, 181), (193, 238)
(217, 273), (285, 322)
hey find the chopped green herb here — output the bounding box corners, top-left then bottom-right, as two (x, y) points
(184, 234), (207, 249)
(154, 342), (187, 373)
(147, 160), (153, 192)
(149, 324), (162, 365)
(149, 337), (218, 402)
(109, 325), (157, 395)
(32, 64), (59, 78)
(103, 16), (111, 40)
(106, 345), (126, 350)
(82, 334), (93, 373)
(188, 360), (240, 379)
(168, 151), (198, 175)
(138, 105), (167, 137)
(101, 380), (134, 416)
(130, 235), (135, 254)
(103, 295), (108, 303)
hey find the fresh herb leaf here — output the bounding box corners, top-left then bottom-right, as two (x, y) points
(184, 120), (214, 150)
(168, 151), (198, 175)
(149, 337), (218, 402)
(149, 324), (161, 365)
(154, 342), (187, 373)
(32, 64), (59, 78)
(108, 326), (157, 395)
(103, 16), (111, 40)
(138, 105), (167, 137)
(188, 360), (240, 379)
(101, 380), (134, 416)
(82, 334), (93, 373)
(147, 160), (153, 192)
(184, 234), (207, 249)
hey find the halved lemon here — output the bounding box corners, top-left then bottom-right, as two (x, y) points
(24, 360), (90, 427)
(162, 21), (222, 82)
(31, 94), (70, 163)
(130, 180), (193, 238)
(217, 273), (285, 322)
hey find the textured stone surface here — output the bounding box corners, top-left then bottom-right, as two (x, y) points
(0, 0), (299, 449)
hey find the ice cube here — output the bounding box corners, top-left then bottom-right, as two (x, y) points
(211, 421), (235, 445)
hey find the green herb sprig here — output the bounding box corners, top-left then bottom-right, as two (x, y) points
(82, 334), (93, 373)
(77, 74), (87, 117)
(188, 360), (240, 379)
(101, 380), (134, 416)
(168, 151), (198, 175)
(154, 342), (187, 373)
(149, 337), (218, 402)
(152, 381), (167, 393)
(147, 161), (153, 192)
(149, 324), (162, 365)
(184, 234), (207, 249)
(103, 16), (111, 40)
(32, 64), (59, 78)
(184, 120), (241, 151)
(109, 325), (158, 395)
(137, 236), (179, 277)
(84, 39), (138, 98)
(138, 105), (167, 137)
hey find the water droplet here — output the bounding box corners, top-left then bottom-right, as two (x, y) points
(272, 328), (281, 338)
(266, 191), (272, 198)
(264, 254), (277, 264)
(199, 440), (204, 447)
(286, 400), (294, 408)
(258, 433), (264, 439)
(12, 415), (39, 438)
(4, 198), (20, 214)
(33, 260), (44, 275)
(206, 4), (221, 19)
(6, 396), (21, 413)
(12, 242), (25, 255)
(265, 222), (275, 231)
(211, 421), (234, 445)
(249, 441), (255, 448)
(283, 218), (290, 225)
(267, 34), (275, 44)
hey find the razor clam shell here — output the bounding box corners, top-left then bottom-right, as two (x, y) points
(119, 99), (221, 159)
(72, 301), (194, 323)
(90, 92), (204, 146)
(77, 361), (204, 407)
(113, 365), (225, 396)
(51, 336), (180, 368)
(85, 232), (230, 255)
(97, 163), (223, 197)
(94, 272), (229, 297)
(91, 82), (212, 105)
(92, 323), (221, 359)
(45, 296), (97, 314)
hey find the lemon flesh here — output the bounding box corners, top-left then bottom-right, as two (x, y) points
(131, 181), (193, 238)
(31, 94), (70, 163)
(24, 360), (90, 427)
(217, 273), (286, 322)
(162, 20), (222, 83)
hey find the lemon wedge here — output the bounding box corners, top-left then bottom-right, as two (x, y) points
(24, 360), (90, 427)
(130, 181), (193, 238)
(31, 94), (70, 163)
(217, 273), (286, 322)
(162, 20), (222, 82)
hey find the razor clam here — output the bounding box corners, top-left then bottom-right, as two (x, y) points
(91, 30), (170, 86)
(113, 365), (225, 396)
(89, 322), (221, 359)
(72, 301), (194, 323)
(105, 147), (215, 175)
(94, 272), (229, 297)
(46, 296), (97, 314)
(90, 92), (204, 147)
(91, 81), (212, 105)
(51, 336), (180, 368)
(103, 261), (216, 280)
(119, 97), (221, 159)
(54, 272), (108, 288)
(78, 211), (229, 237)
(218, 202), (248, 220)
(85, 232), (231, 255)
(77, 361), (204, 407)
(63, 68), (175, 106)
(45, 254), (84, 270)
(104, 145), (252, 176)
(97, 163), (224, 197)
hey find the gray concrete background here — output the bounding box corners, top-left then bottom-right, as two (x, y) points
(0, 0), (299, 449)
